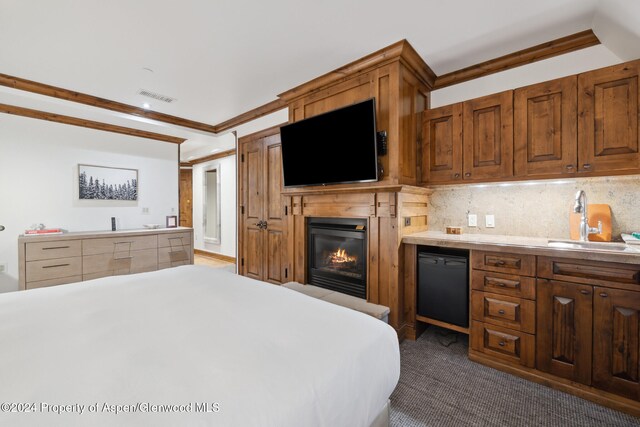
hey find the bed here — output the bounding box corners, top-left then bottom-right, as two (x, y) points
(0, 265), (400, 426)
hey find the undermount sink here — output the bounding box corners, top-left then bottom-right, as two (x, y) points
(547, 240), (639, 253)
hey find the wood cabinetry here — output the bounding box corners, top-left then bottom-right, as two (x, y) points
(463, 91), (513, 181)
(421, 91), (513, 183)
(420, 58), (640, 185)
(470, 250), (536, 367)
(238, 126), (287, 284)
(18, 228), (193, 290)
(578, 60), (640, 174)
(514, 76), (578, 177)
(536, 278), (593, 384)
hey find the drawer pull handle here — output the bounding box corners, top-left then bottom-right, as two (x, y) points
(115, 242), (133, 245)
(498, 341), (506, 347)
(43, 246), (70, 250)
(599, 292), (608, 298)
(492, 260), (506, 266)
(114, 256), (133, 260)
(580, 289), (590, 295)
(583, 163), (592, 169)
(498, 309), (505, 315)
(43, 263), (70, 269)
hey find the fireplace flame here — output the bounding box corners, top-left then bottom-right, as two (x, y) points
(330, 248), (357, 264)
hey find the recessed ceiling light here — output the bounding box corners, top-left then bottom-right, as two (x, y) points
(142, 103), (151, 110)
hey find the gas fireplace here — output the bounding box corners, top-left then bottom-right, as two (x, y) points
(307, 217), (367, 299)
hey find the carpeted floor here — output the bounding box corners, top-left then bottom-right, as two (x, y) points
(390, 326), (640, 427)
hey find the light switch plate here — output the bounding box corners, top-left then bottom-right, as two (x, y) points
(486, 214), (495, 228)
(468, 214), (477, 227)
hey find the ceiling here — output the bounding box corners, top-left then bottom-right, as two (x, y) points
(1, 0), (639, 154)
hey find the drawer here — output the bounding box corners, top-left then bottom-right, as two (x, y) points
(159, 245), (191, 264)
(537, 256), (640, 288)
(471, 291), (535, 333)
(158, 232), (192, 248)
(83, 248), (158, 275)
(82, 235), (157, 256)
(472, 270), (535, 300)
(25, 240), (82, 261)
(26, 257), (82, 282)
(471, 321), (535, 367)
(26, 275), (82, 290)
(472, 250), (535, 276)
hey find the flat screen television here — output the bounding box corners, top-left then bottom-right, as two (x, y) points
(280, 98), (378, 187)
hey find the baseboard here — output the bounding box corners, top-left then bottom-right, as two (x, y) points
(194, 249), (236, 263)
(468, 350), (640, 418)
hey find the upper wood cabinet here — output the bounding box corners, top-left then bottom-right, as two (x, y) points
(462, 91), (513, 181)
(514, 76), (578, 177)
(422, 103), (463, 183)
(578, 60), (640, 174)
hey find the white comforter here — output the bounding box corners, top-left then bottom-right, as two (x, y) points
(0, 265), (399, 426)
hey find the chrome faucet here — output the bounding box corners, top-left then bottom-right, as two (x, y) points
(573, 190), (602, 242)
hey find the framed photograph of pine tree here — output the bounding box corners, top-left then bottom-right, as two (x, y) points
(78, 164), (138, 201)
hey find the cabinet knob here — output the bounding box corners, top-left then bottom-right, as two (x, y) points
(565, 165), (574, 171)
(464, 172), (471, 177)
(583, 163), (592, 170)
(580, 289), (590, 295)
(498, 309), (506, 315)
(454, 173), (460, 178)
(498, 341), (506, 347)
(599, 292), (608, 298)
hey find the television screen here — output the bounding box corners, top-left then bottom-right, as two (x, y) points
(280, 99), (378, 187)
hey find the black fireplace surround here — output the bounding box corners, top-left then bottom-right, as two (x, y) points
(307, 217), (367, 299)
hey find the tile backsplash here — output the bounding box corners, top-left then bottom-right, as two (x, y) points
(427, 175), (640, 239)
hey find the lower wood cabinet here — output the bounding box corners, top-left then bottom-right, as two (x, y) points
(593, 287), (640, 401)
(18, 228), (194, 290)
(536, 278), (593, 385)
(471, 320), (535, 367)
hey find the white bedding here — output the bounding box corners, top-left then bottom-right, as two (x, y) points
(0, 265), (399, 426)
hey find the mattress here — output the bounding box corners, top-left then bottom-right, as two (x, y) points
(0, 265), (400, 426)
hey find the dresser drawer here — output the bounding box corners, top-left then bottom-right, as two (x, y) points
(471, 321), (535, 367)
(25, 240), (82, 261)
(158, 245), (191, 264)
(26, 275), (82, 290)
(471, 291), (535, 333)
(82, 235), (157, 256)
(472, 250), (535, 276)
(472, 270), (535, 300)
(158, 232), (192, 248)
(26, 257), (82, 282)
(537, 256), (640, 287)
(83, 248), (158, 275)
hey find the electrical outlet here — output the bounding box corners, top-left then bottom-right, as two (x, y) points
(404, 217), (411, 226)
(486, 214), (495, 228)
(0, 263), (7, 273)
(142, 207), (150, 214)
(468, 214), (477, 227)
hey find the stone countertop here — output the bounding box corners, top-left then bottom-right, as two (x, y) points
(402, 231), (640, 265)
(18, 227), (193, 242)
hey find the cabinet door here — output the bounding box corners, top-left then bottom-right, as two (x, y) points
(578, 60), (640, 174)
(593, 287), (640, 400)
(263, 135), (287, 284)
(514, 76), (577, 177)
(463, 90), (513, 180)
(536, 279), (593, 385)
(241, 139), (265, 281)
(422, 103), (463, 183)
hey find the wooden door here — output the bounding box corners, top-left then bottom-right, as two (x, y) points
(578, 60), (640, 174)
(241, 139), (264, 281)
(239, 129), (287, 284)
(463, 91), (513, 180)
(537, 279), (593, 385)
(262, 134), (287, 284)
(514, 76), (578, 177)
(179, 169), (193, 227)
(422, 103), (463, 183)
(593, 287), (640, 400)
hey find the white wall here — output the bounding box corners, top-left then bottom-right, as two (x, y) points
(0, 113), (178, 292)
(192, 154), (236, 258)
(431, 45), (621, 108)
